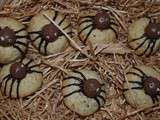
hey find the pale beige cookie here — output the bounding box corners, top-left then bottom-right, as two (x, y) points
(0, 17), (28, 64)
(78, 11), (117, 45)
(123, 65), (160, 108)
(128, 17), (160, 57)
(62, 69), (107, 116)
(0, 58), (43, 98)
(28, 10), (72, 55)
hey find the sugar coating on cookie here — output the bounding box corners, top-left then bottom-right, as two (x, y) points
(78, 11), (117, 45)
(128, 17), (160, 57)
(124, 65), (160, 108)
(28, 10), (72, 55)
(62, 69), (107, 116)
(0, 58), (43, 98)
(0, 17), (28, 64)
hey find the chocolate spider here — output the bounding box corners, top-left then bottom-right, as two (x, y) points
(28, 10), (72, 55)
(78, 11), (118, 45)
(0, 58), (43, 98)
(0, 17), (28, 64)
(128, 17), (160, 57)
(62, 69), (106, 116)
(124, 66), (160, 108)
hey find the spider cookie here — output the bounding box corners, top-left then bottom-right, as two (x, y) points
(0, 17), (28, 64)
(62, 69), (107, 116)
(123, 65), (160, 108)
(78, 11), (118, 45)
(0, 58), (43, 98)
(28, 10), (72, 55)
(128, 17), (160, 57)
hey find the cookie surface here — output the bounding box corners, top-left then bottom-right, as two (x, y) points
(0, 58), (43, 98)
(0, 17), (28, 64)
(28, 10), (72, 55)
(124, 65), (160, 108)
(128, 17), (160, 56)
(62, 69), (107, 116)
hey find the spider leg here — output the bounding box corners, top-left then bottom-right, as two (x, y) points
(16, 80), (21, 98)
(63, 24), (71, 30)
(32, 35), (41, 42)
(132, 67), (148, 77)
(15, 27), (26, 34)
(4, 76), (12, 95)
(44, 41), (49, 55)
(63, 76), (83, 82)
(29, 31), (41, 35)
(62, 83), (81, 89)
(15, 41), (26, 47)
(16, 35), (28, 39)
(124, 86), (143, 91)
(0, 74), (11, 88)
(13, 45), (24, 55)
(127, 81), (142, 85)
(147, 39), (156, 57)
(58, 15), (67, 26)
(134, 38), (148, 51)
(63, 89), (81, 98)
(138, 39), (152, 56)
(79, 19), (92, 26)
(129, 34), (145, 43)
(94, 97), (100, 109)
(151, 96), (159, 103)
(28, 69), (42, 74)
(97, 95), (105, 103)
(80, 16), (94, 19)
(79, 24), (93, 35)
(110, 22), (118, 27)
(28, 64), (40, 69)
(126, 72), (144, 79)
(9, 78), (16, 97)
(25, 59), (33, 66)
(72, 70), (87, 81)
(83, 27), (95, 44)
(53, 11), (58, 21)
(109, 26), (118, 38)
(38, 39), (44, 53)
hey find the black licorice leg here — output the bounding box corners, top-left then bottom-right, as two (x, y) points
(138, 40), (151, 56)
(78, 24), (93, 35)
(13, 45), (24, 55)
(25, 59), (33, 66)
(16, 80), (21, 98)
(109, 26), (118, 38)
(28, 70), (42, 74)
(129, 34), (145, 43)
(9, 79), (15, 97)
(63, 89), (81, 98)
(63, 24), (71, 30)
(147, 39), (156, 57)
(127, 81), (142, 85)
(63, 76), (83, 82)
(44, 41), (49, 55)
(38, 39), (44, 53)
(124, 86), (143, 91)
(58, 15), (67, 26)
(15, 27), (26, 34)
(94, 97), (100, 109)
(72, 70), (87, 81)
(62, 83), (81, 89)
(4, 76), (11, 95)
(0, 74), (11, 88)
(53, 11), (58, 21)
(29, 31), (41, 35)
(97, 95), (105, 103)
(83, 27), (94, 44)
(28, 64), (40, 69)
(32, 35), (41, 42)
(79, 19), (92, 26)
(132, 67), (148, 77)
(15, 41), (26, 47)
(16, 35), (28, 39)
(126, 72), (144, 79)
(134, 38), (148, 51)
(110, 22), (118, 27)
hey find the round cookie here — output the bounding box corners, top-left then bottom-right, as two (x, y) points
(123, 65), (160, 108)
(0, 17), (28, 64)
(128, 17), (160, 57)
(28, 10), (72, 55)
(0, 58), (43, 98)
(78, 11), (117, 45)
(62, 69), (107, 116)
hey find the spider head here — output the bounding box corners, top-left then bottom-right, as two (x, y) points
(143, 76), (160, 97)
(93, 11), (110, 30)
(41, 24), (60, 43)
(83, 79), (101, 98)
(0, 27), (16, 47)
(145, 23), (160, 39)
(10, 62), (27, 80)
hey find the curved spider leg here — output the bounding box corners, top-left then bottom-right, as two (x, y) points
(16, 35), (28, 39)
(58, 15), (67, 26)
(124, 86), (143, 91)
(83, 27), (95, 44)
(25, 59), (33, 67)
(97, 95), (105, 103)
(126, 81), (142, 85)
(29, 31), (41, 35)
(151, 96), (159, 103)
(63, 76), (83, 82)
(13, 45), (24, 55)
(32, 35), (41, 42)
(27, 69), (42, 74)
(134, 38), (148, 51)
(147, 39), (156, 57)
(110, 22), (118, 27)
(94, 97), (100, 109)
(16, 80), (21, 98)
(109, 26), (118, 38)
(44, 41), (49, 55)
(15, 27), (26, 34)
(129, 34), (145, 43)
(132, 67), (148, 77)
(0, 74), (11, 88)
(28, 64), (40, 69)
(63, 24), (71, 30)
(9, 78), (16, 97)
(72, 70), (87, 80)
(53, 11), (58, 21)
(15, 41), (27, 47)
(4, 75), (12, 95)
(79, 19), (92, 26)
(63, 89), (81, 98)
(138, 40), (152, 56)
(62, 83), (81, 89)
(38, 39), (45, 53)
(79, 24), (93, 35)
(126, 71), (144, 79)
